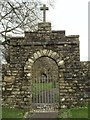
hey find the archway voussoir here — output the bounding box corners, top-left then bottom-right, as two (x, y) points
(31, 56), (34, 59)
(28, 59), (34, 63)
(48, 50), (53, 57)
(51, 52), (57, 58)
(37, 51), (42, 57)
(33, 53), (39, 60)
(46, 50), (50, 55)
(24, 65), (32, 72)
(56, 58), (61, 63)
(58, 60), (64, 66)
(55, 54), (60, 58)
(26, 61), (29, 65)
(54, 56), (60, 61)
(42, 49), (48, 55)
(27, 73), (31, 77)
(24, 64), (28, 69)
(39, 49), (43, 56)
(27, 65), (32, 69)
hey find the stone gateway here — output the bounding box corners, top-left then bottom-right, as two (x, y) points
(2, 5), (89, 113)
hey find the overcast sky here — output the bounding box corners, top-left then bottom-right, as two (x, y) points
(0, 0), (89, 63)
(41, 0), (88, 61)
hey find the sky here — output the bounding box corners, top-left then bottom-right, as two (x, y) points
(0, 0), (89, 63)
(41, 0), (88, 61)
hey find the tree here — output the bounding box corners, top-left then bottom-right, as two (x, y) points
(0, 0), (54, 63)
(0, 0), (41, 36)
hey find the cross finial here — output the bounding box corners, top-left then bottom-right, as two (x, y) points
(40, 4), (49, 22)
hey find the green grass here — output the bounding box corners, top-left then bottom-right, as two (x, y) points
(58, 107), (88, 118)
(70, 107), (88, 118)
(32, 82), (55, 95)
(2, 106), (89, 119)
(2, 107), (26, 119)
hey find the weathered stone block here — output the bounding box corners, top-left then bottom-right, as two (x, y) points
(2, 22), (89, 110)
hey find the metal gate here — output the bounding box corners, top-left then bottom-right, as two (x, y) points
(31, 57), (59, 112)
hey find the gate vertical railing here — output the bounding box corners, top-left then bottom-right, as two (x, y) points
(32, 69), (59, 111)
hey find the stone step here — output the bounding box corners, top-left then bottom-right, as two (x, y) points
(24, 112), (58, 119)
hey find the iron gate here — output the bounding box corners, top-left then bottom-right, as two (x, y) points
(31, 57), (59, 112)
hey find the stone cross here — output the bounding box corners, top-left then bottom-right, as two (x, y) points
(40, 4), (49, 22)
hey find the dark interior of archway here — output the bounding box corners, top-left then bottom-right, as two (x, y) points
(32, 57), (59, 104)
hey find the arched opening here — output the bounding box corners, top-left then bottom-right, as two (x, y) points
(31, 56), (59, 107)
(24, 49), (64, 111)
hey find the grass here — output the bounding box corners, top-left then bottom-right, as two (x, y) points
(2, 105), (89, 119)
(32, 82), (55, 95)
(2, 107), (26, 119)
(58, 106), (89, 119)
(70, 107), (88, 118)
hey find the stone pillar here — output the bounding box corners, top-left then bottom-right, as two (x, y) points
(38, 22), (51, 31)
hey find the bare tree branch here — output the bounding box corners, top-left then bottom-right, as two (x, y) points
(0, 0), (54, 63)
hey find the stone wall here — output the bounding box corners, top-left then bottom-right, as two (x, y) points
(80, 62), (90, 102)
(2, 22), (89, 110)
